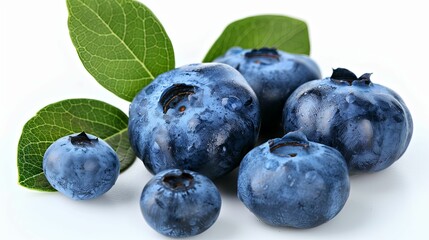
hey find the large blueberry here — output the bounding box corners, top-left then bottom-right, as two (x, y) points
(237, 131), (350, 228)
(283, 68), (413, 173)
(214, 47), (321, 140)
(128, 63), (260, 179)
(43, 132), (120, 200)
(140, 169), (221, 238)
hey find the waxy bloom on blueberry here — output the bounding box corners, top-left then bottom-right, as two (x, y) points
(237, 131), (350, 228)
(283, 68), (413, 173)
(43, 132), (120, 200)
(140, 169), (221, 238)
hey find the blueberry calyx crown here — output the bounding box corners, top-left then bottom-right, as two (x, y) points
(331, 68), (372, 86)
(162, 171), (195, 191)
(244, 47), (280, 60)
(159, 84), (196, 114)
(70, 132), (98, 146)
(268, 131), (309, 157)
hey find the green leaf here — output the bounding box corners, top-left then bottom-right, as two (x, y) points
(17, 99), (136, 192)
(203, 15), (310, 62)
(67, 0), (175, 101)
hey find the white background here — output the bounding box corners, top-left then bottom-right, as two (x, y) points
(1, 0), (428, 239)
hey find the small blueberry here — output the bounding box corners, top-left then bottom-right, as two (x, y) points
(43, 132), (120, 200)
(140, 169), (221, 237)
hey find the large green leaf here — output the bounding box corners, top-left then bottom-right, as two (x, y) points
(204, 15), (310, 62)
(17, 99), (136, 192)
(67, 0), (175, 101)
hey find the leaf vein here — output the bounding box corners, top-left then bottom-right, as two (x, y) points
(75, 0), (155, 79)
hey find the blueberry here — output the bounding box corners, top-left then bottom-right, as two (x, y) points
(283, 68), (413, 173)
(214, 47), (321, 140)
(43, 132), (120, 200)
(140, 169), (221, 238)
(237, 131), (350, 228)
(128, 63), (260, 179)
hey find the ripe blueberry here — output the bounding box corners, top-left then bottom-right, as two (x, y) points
(128, 63), (260, 179)
(237, 131), (350, 228)
(214, 47), (321, 140)
(43, 132), (120, 200)
(140, 169), (221, 237)
(283, 68), (413, 173)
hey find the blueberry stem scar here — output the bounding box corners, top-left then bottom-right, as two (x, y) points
(245, 47), (280, 60)
(331, 68), (372, 86)
(268, 138), (309, 157)
(162, 171), (195, 191)
(159, 84), (195, 114)
(70, 131), (98, 145)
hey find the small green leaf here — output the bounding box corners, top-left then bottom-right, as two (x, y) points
(67, 0), (175, 101)
(203, 15), (310, 62)
(17, 99), (136, 192)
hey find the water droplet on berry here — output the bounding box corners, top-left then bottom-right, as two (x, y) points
(305, 171), (317, 183)
(153, 142), (160, 151)
(264, 160), (279, 170)
(222, 96), (242, 111)
(346, 93), (356, 103)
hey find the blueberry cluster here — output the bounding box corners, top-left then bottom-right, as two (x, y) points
(42, 47), (413, 237)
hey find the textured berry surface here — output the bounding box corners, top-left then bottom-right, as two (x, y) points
(215, 47), (321, 139)
(283, 68), (413, 173)
(140, 169), (221, 238)
(237, 131), (350, 228)
(43, 132), (120, 200)
(128, 63), (260, 179)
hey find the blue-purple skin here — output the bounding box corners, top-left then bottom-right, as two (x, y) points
(140, 169), (221, 238)
(283, 68), (413, 173)
(214, 47), (321, 140)
(128, 63), (260, 179)
(237, 131), (350, 228)
(43, 132), (120, 200)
